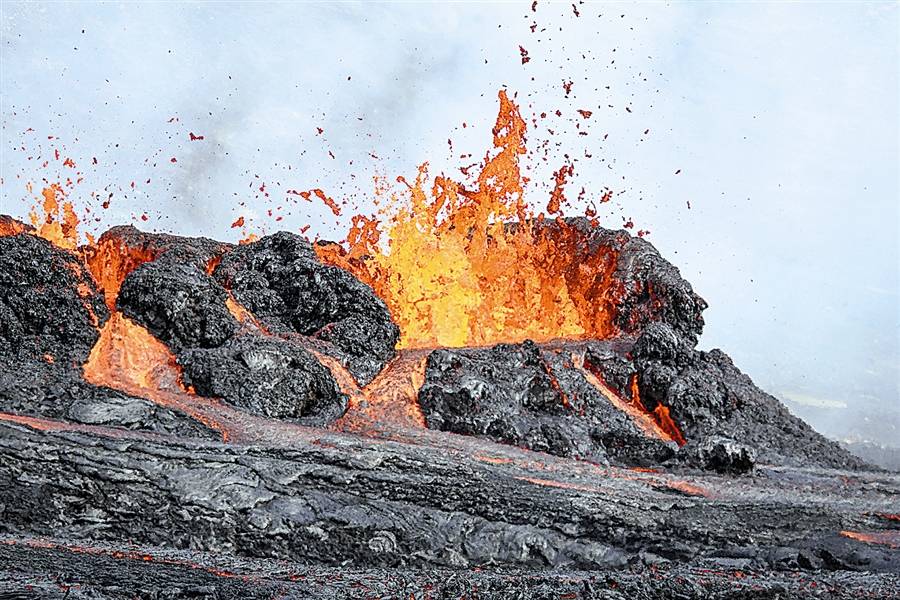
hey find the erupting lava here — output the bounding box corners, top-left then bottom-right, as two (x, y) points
(27, 184), (82, 251)
(83, 234), (159, 309)
(318, 90), (620, 349)
(2, 89), (687, 449)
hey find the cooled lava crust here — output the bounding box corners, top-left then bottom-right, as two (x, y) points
(0, 215), (897, 599)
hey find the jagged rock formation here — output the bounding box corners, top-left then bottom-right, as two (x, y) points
(0, 217), (896, 598)
(214, 232), (400, 385)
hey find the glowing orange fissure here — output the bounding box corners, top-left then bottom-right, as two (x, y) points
(82, 235), (160, 310)
(839, 530), (900, 549)
(316, 90), (621, 350)
(572, 351), (685, 447)
(327, 350), (429, 432)
(223, 295), (428, 432)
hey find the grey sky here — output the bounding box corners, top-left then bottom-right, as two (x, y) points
(2, 2), (898, 444)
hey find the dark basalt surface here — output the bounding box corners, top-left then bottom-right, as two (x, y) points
(419, 340), (674, 465)
(2, 538), (897, 600)
(0, 420), (898, 597)
(0, 233), (107, 364)
(417, 330), (864, 470)
(630, 322), (868, 470)
(213, 232), (399, 385)
(1, 220), (897, 598)
(179, 332), (345, 424)
(118, 258), (240, 351)
(0, 233), (213, 438)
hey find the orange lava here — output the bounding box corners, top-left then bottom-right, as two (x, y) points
(840, 530), (900, 549)
(0, 411), (122, 436)
(631, 374), (686, 446)
(572, 351), (685, 446)
(317, 90), (620, 349)
(82, 312), (231, 440)
(82, 233), (159, 309)
(665, 479), (711, 497)
(319, 350), (429, 432)
(27, 185), (81, 251)
(517, 476), (602, 493)
(225, 295), (271, 333)
(0, 217), (27, 237)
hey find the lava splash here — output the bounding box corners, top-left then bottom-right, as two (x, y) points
(317, 90), (620, 349)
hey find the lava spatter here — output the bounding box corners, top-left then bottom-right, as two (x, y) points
(317, 90), (620, 349)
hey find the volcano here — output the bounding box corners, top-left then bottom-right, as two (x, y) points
(0, 92), (897, 598)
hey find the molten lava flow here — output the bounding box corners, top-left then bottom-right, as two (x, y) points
(83, 312), (232, 440)
(28, 185), (81, 251)
(83, 234), (159, 309)
(317, 90), (620, 349)
(0, 217), (27, 237)
(0, 411), (130, 438)
(631, 374), (686, 446)
(840, 530), (900, 549)
(572, 351), (686, 446)
(665, 479), (711, 498)
(224, 294), (271, 334)
(313, 350), (428, 433)
(223, 289), (428, 433)
(517, 476), (603, 493)
(339, 351), (429, 431)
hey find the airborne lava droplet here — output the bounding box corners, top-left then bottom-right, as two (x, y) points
(519, 45), (531, 64)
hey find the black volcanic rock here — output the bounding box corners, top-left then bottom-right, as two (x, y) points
(89, 224), (229, 268)
(0, 219), (896, 598)
(630, 323), (867, 470)
(418, 329), (865, 470)
(213, 232), (399, 385)
(692, 436), (756, 474)
(91, 228), (349, 425)
(418, 341), (677, 465)
(544, 218), (708, 343)
(0, 233), (107, 364)
(117, 258), (240, 351)
(0, 359), (217, 439)
(0, 231), (215, 438)
(179, 333), (346, 424)
(0, 418), (897, 597)
(419, 341), (602, 460)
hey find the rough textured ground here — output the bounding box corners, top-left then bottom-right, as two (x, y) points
(0, 218), (896, 598)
